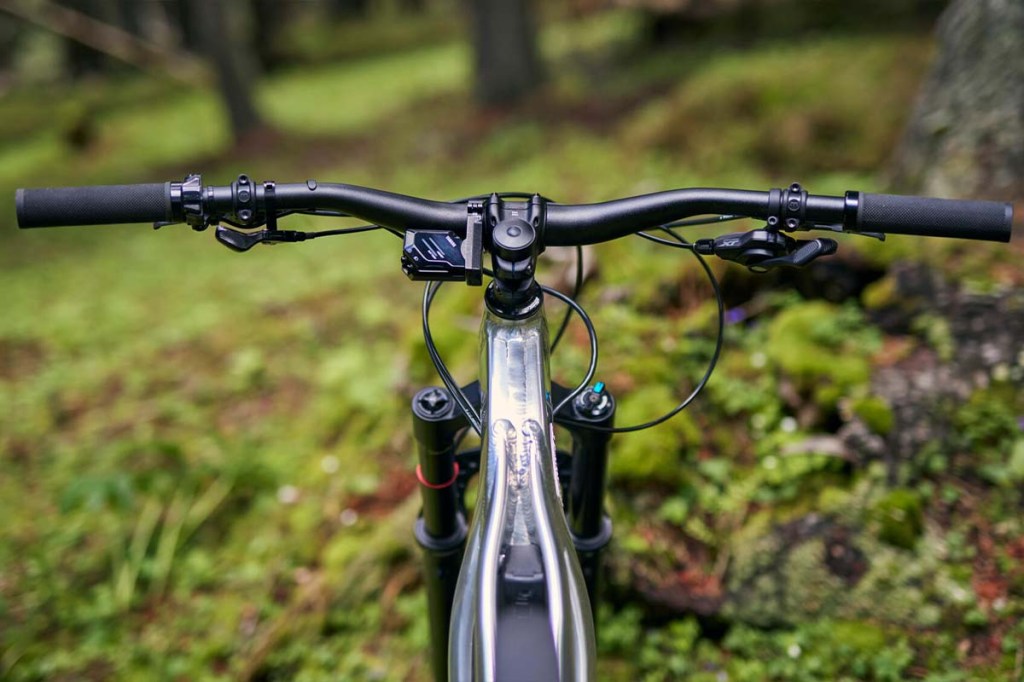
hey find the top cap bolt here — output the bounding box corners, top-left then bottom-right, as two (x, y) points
(417, 388), (450, 415)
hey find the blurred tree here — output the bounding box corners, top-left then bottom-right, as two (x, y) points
(113, 0), (139, 35)
(61, 0), (112, 76)
(249, 0), (287, 71)
(399, 0), (427, 13)
(169, 0), (201, 52)
(892, 0), (1024, 200)
(625, 0), (946, 45)
(330, 0), (371, 18)
(0, 15), (19, 71)
(0, 0), (205, 84)
(468, 0), (543, 106)
(186, 0), (265, 143)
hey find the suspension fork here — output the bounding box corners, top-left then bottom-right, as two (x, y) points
(411, 381), (615, 681)
(555, 384), (615, 630)
(411, 386), (470, 682)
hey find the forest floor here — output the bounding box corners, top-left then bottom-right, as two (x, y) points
(1, 10), (1023, 681)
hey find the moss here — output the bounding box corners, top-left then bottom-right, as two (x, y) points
(911, 312), (955, 361)
(817, 484), (855, 513)
(852, 396), (895, 435)
(721, 618), (915, 681)
(609, 385), (700, 486)
(871, 488), (924, 550)
(725, 500), (979, 632)
(861, 274), (898, 310)
(620, 34), (932, 178)
(764, 301), (879, 409)
(1009, 440), (1024, 484)
(725, 533), (845, 627)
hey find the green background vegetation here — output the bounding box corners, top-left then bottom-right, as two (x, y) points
(2, 7), (1023, 681)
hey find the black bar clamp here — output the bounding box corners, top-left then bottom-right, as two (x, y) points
(768, 182), (809, 232)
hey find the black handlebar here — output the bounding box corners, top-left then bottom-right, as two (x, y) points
(15, 178), (1013, 245)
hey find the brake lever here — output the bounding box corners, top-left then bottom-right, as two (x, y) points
(694, 230), (838, 271)
(750, 237), (837, 271)
(215, 225), (309, 252)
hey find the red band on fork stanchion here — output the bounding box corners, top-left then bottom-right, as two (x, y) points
(416, 463), (460, 490)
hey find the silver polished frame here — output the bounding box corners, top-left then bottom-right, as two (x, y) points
(448, 301), (596, 681)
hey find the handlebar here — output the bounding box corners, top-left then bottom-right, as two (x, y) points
(16, 177), (1013, 245)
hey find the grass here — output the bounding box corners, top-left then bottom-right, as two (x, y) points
(3, 14), (1023, 681)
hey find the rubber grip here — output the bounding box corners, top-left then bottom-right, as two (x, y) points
(858, 193), (1012, 242)
(16, 183), (172, 228)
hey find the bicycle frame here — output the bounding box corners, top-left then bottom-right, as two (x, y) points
(411, 299), (615, 682)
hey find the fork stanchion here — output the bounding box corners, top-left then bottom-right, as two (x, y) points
(411, 386), (468, 682)
(556, 383), (616, 630)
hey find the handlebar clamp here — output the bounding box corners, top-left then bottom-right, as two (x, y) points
(768, 182), (809, 232)
(233, 175), (258, 227)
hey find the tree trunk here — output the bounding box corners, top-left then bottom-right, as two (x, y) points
(330, 0), (371, 19)
(399, 0), (426, 13)
(114, 0), (139, 36)
(62, 0), (112, 76)
(0, 16), (20, 71)
(467, 0), (543, 106)
(0, 0), (207, 84)
(171, 0), (202, 52)
(187, 0), (265, 143)
(249, 0), (286, 72)
(891, 0), (1024, 201)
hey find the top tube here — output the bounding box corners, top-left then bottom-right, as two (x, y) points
(448, 305), (595, 681)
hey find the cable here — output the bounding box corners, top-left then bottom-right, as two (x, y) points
(422, 281), (483, 434)
(544, 285), (598, 417)
(550, 244), (584, 352)
(636, 214), (744, 248)
(291, 209), (403, 239)
(663, 214), (744, 228)
(273, 199), (724, 435)
(637, 231), (694, 249)
(422, 277), (599, 431)
(305, 225), (394, 239)
(559, 225), (725, 433)
(219, 208), (404, 239)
